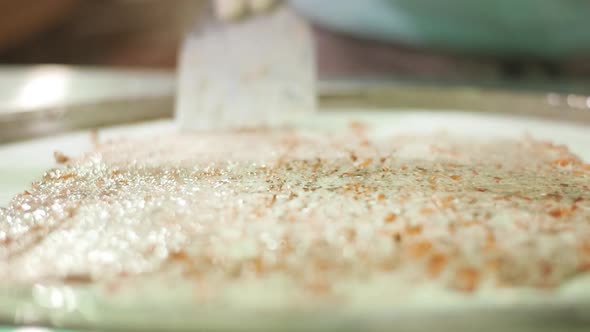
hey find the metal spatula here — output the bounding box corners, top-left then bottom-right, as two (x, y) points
(175, 2), (316, 131)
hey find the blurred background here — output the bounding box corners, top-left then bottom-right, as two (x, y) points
(3, 0), (590, 83)
(0, 1), (201, 68)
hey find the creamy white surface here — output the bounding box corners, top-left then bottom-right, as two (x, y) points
(1, 111), (590, 330)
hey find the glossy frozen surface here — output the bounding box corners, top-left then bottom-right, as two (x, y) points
(1, 112), (590, 331)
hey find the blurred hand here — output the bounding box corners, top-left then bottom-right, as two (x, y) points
(214, 0), (281, 21)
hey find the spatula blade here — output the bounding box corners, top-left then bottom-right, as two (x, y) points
(176, 5), (315, 131)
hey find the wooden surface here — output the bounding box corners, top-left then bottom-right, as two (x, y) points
(0, 0), (202, 68)
(0, 0), (78, 50)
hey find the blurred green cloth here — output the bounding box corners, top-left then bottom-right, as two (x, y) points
(290, 0), (590, 59)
